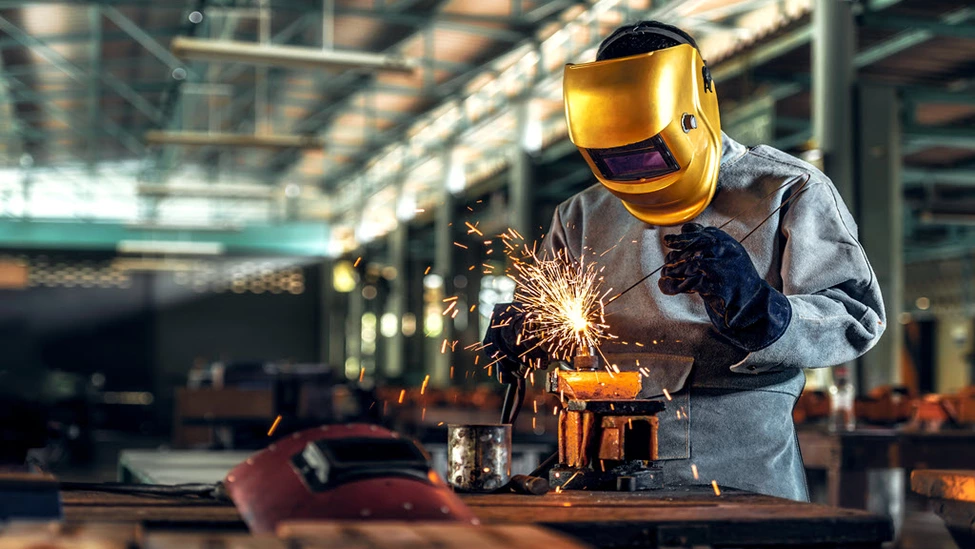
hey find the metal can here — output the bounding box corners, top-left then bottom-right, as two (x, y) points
(447, 424), (511, 492)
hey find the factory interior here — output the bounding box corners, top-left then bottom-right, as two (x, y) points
(1, 0), (974, 547)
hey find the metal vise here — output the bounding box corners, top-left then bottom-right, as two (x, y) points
(545, 351), (692, 491)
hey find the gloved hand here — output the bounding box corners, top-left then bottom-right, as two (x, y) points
(659, 223), (792, 352)
(482, 302), (548, 383)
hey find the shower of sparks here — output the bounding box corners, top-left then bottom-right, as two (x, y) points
(509, 245), (614, 362)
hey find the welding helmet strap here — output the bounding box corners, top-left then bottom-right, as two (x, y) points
(596, 24), (713, 93)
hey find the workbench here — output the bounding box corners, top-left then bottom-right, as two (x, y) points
(49, 485), (893, 548)
(911, 469), (975, 547)
(797, 427), (975, 508)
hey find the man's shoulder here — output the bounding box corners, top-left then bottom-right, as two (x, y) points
(730, 144), (831, 184)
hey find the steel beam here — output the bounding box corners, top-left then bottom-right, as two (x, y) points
(855, 7), (974, 67)
(5, 77), (145, 155)
(710, 25), (813, 83)
(0, 15), (164, 123)
(904, 168), (975, 187)
(904, 126), (975, 150)
(861, 12), (975, 40)
(902, 87), (975, 106)
(857, 84), (903, 390)
(101, 5), (191, 73)
(0, 26), (183, 51)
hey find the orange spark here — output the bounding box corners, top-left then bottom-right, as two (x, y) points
(398, 389), (405, 404)
(267, 415), (282, 436)
(711, 480), (721, 496)
(353, 257), (362, 267)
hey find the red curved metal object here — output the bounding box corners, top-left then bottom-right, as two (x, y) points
(224, 423), (478, 533)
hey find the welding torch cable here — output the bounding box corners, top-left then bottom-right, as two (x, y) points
(500, 376), (527, 424)
(606, 174), (813, 305)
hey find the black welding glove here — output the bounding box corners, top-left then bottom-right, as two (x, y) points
(482, 302), (547, 383)
(659, 223), (792, 352)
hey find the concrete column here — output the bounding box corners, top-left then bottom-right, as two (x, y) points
(510, 100), (535, 239)
(433, 153), (456, 387)
(319, 259), (338, 366)
(346, 256), (364, 380)
(812, 0), (856, 208)
(405, 248), (427, 383)
(384, 223), (407, 379)
(857, 84), (903, 391)
(813, 0), (858, 387)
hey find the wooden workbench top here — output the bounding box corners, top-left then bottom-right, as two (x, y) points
(57, 486), (892, 547)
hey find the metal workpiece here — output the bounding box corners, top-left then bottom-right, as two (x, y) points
(549, 462), (664, 492)
(447, 424), (512, 493)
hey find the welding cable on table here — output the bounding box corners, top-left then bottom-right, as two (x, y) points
(58, 481), (229, 501)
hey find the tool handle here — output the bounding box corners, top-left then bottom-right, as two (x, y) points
(507, 474), (550, 495)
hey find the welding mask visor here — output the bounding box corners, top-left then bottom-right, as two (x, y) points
(563, 43), (721, 226)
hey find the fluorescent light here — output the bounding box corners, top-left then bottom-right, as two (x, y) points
(117, 240), (225, 255)
(171, 37), (417, 73)
(137, 183), (273, 199)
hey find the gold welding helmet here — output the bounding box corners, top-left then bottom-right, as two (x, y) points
(563, 41), (721, 226)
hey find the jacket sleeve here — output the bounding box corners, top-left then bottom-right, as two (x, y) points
(730, 179), (886, 374)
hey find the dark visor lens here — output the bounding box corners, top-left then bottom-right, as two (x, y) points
(587, 135), (679, 180)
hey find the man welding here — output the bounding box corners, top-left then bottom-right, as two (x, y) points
(484, 21), (885, 501)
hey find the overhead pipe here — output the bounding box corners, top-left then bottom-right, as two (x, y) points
(170, 36), (417, 73)
(145, 130), (324, 149)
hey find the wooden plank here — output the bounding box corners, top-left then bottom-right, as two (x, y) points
(147, 532), (284, 549)
(56, 487), (891, 547)
(0, 522), (140, 549)
(911, 470), (975, 502)
(461, 488), (892, 548)
(278, 521), (592, 549)
(60, 491), (242, 527)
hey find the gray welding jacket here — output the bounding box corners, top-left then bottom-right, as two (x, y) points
(543, 133), (886, 501)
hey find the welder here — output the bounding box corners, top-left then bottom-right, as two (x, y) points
(485, 21), (885, 501)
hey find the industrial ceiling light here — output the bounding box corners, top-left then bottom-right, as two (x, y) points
(170, 37), (417, 73)
(145, 130), (324, 150)
(117, 240), (225, 256)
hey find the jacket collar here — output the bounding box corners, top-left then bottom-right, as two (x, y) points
(720, 132), (747, 166)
